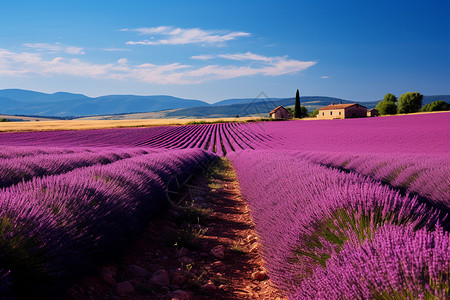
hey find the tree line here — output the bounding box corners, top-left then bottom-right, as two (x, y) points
(376, 92), (449, 115)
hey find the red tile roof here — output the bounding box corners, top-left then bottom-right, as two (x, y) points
(317, 103), (367, 110)
(269, 106), (289, 114)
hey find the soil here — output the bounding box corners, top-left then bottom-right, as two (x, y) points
(65, 158), (287, 300)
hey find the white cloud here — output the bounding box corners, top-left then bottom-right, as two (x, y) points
(190, 52), (286, 63)
(23, 43), (85, 55)
(218, 52), (272, 62)
(65, 46), (85, 55)
(124, 26), (250, 46)
(121, 26), (172, 35)
(0, 48), (316, 84)
(0, 49), (116, 77)
(321, 76), (329, 79)
(190, 54), (215, 60)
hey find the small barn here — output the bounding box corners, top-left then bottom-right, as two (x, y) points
(367, 108), (380, 117)
(269, 106), (293, 120)
(317, 102), (367, 120)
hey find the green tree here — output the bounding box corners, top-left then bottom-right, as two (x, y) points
(309, 109), (319, 118)
(299, 105), (308, 118)
(294, 89), (301, 118)
(383, 93), (397, 103)
(422, 100), (450, 112)
(285, 107), (294, 114)
(375, 93), (398, 115)
(398, 92), (423, 114)
(376, 100), (397, 115)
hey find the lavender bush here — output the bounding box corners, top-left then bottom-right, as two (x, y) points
(295, 151), (450, 208)
(228, 150), (448, 297)
(0, 149), (215, 298)
(294, 225), (449, 299)
(0, 148), (148, 188)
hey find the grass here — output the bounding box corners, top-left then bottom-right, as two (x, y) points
(205, 158), (234, 179)
(175, 206), (213, 225)
(230, 241), (248, 255)
(208, 182), (223, 189)
(166, 225), (208, 250)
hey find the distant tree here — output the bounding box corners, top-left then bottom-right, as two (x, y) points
(383, 93), (397, 103)
(309, 109), (319, 118)
(422, 100), (450, 112)
(375, 93), (398, 115)
(235, 115), (240, 118)
(300, 105), (308, 118)
(285, 107), (294, 115)
(398, 92), (423, 114)
(294, 89), (301, 118)
(376, 100), (397, 115)
(0, 118), (9, 122)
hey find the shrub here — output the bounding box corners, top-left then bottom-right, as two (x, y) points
(375, 93), (398, 115)
(422, 100), (450, 112)
(375, 100), (397, 115)
(398, 92), (423, 114)
(309, 109), (319, 118)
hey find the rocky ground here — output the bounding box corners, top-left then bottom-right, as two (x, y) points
(65, 158), (286, 300)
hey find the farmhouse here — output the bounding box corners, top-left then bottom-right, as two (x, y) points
(317, 102), (367, 119)
(269, 106), (293, 120)
(367, 108), (380, 117)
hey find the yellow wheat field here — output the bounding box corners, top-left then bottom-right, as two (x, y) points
(0, 117), (259, 132)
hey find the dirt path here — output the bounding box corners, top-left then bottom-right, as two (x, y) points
(66, 158), (286, 300)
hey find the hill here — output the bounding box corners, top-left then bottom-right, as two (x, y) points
(166, 97), (363, 118)
(0, 89), (209, 117)
(0, 89), (447, 118)
(74, 95), (448, 120)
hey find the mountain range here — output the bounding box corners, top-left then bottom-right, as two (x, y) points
(0, 89), (448, 119)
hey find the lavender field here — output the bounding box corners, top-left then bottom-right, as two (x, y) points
(0, 112), (449, 299)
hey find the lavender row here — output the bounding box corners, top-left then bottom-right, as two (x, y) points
(138, 122), (277, 155)
(293, 224), (449, 299)
(0, 122), (276, 154)
(296, 151), (450, 208)
(0, 126), (171, 147)
(0, 149), (216, 298)
(255, 112), (449, 155)
(0, 113), (447, 155)
(0, 145), (92, 159)
(228, 150), (448, 297)
(0, 148), (150, 188)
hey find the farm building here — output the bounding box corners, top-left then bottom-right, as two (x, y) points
(269, 106), (293, 120)
(367, 108), (380, 117)
(317, 102), (367, 119)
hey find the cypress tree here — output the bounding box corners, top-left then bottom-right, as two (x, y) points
(294, 89), (301, 118)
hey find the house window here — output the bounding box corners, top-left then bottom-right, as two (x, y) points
(330, 111), (333, 115)
(339, 112), (341, 115)
(322, 112), (324, 116)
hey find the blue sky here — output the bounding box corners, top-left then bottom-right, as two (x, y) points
(0, 0), (449, 103)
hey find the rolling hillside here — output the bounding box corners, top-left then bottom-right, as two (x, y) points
(164, 96), (446, 118)
(0, 89), (209, 117)
(0, 89), (447, 119)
